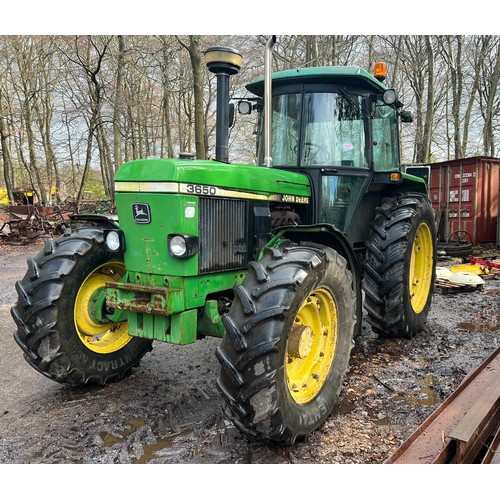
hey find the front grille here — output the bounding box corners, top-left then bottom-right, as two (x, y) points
(198, 198), (248, 274)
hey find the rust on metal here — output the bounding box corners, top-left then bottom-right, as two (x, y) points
(385, 346), (500, 464)
(105, 280), (169, 316)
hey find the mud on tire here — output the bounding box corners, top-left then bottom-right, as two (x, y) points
(11, 227), (153, 386)
(363, 193), (437, 338)
(216, 243), (356, 445)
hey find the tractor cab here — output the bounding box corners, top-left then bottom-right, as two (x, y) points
(239, 64), (415, 236)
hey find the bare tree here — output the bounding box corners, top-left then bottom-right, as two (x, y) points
(58, 35), (112, 209)
(478, 36), (500, 156)
(1, 34), (500, 206)
(176, 35), (207, 159)
(113, 35), (126, 176)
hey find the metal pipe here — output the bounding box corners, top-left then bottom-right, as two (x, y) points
(215, 73), (230, 163)
(204, 46), (242, 163)
(264, 35), (276, 168)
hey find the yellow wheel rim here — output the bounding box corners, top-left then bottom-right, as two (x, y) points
(409, 222), (434, 314)
(286, 288), (338, 404)
(74, 260), (132, 354)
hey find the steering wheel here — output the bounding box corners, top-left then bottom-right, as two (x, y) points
(301, 142), (331, 164)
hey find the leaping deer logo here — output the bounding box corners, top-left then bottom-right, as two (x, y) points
(134, 206), (146, 218)
(132, 203), (150, 223)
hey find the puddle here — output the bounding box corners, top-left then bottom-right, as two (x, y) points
(390, 374), (440, 408)
(133, 428), (193, 463)
(334, 399), (356, 415)
(334, 373), (441, 427)
(100, 418), (200, 463)
(458, 312), (500, 332)
(100, 418), (146, 447)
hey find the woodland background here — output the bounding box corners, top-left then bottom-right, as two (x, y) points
(0, 35), (498, 208)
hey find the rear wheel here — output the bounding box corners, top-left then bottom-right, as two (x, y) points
(216, 243), (356, 444)
(363, 193), (437, 338)
(11, 227), (153, 386)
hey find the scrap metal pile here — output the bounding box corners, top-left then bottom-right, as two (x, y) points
(0, 200), (115, 244)
(0, 205), (71, 244)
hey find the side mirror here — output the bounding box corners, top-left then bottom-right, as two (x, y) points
(399, 110), (413, 123)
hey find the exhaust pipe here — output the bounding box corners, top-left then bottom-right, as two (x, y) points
(204, 47), (242, 163)
(264, 35), (276, 168)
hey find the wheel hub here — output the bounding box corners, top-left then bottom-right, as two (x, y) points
(409, 222), (434, 314)
(286, 289), (338, 404)
(74, 261), (132, 354)
(288, 324), (314, 359)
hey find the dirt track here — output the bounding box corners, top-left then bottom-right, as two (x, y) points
(1, 240), (499, 464)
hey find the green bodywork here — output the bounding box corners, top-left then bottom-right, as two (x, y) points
(106, 158), (311, 344)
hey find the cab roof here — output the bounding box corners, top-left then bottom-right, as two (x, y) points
(246, 66), (388, 96)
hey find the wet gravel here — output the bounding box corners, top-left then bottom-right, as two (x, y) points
(1, 240), (499, 466)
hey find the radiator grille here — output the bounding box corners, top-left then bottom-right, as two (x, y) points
(198, 198), (248, 274)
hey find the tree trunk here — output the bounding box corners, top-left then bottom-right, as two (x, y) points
(0, 112), (14, 204)
(113, 35), (126, 173)
(482, 39), (500, 156)
(462, 37), (484, 155)
(177, 35), (207, 159)
(305, 35), (318, 67)
(420, 36), (435, 163)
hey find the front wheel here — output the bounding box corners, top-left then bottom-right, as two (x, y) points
(216, 243), (356, 445)
(11, 227), (153, 386)
(363, 193), (437, 338)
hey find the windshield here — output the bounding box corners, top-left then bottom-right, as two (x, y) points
(267, 91), (369, 168)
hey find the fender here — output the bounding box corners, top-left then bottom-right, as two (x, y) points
(266, 224), (358, 273)
(264, 223), (363, 336)
(70, 213), (119, 228)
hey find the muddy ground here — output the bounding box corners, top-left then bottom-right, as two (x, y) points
(0, 239), (499, 466)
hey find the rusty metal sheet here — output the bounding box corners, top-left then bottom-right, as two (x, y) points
(448, 370), (500, 463)
(385, 347), (500, 464)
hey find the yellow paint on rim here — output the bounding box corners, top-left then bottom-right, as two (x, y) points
(286, 288), (338, 404)
(409, 222), (434, 313)
(74, 260), (132, 354)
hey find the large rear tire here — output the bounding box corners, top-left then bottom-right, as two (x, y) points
(216, 243), (356, 445)
(11, 227), (153, 386)
(363, 193), (437, 338)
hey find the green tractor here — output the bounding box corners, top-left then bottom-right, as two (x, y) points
(11, 36), (436, 445)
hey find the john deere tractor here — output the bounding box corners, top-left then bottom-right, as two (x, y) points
(12, 36), (436, 445)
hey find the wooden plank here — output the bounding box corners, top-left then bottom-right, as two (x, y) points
(434, 278), (482, 294)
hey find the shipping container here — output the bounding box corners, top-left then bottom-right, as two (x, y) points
(405, 157), (499, 246)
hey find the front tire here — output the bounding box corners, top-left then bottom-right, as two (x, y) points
(363, 193), (437, 338)
(11, 227), (153, 386)
(216, 243), (356, 445)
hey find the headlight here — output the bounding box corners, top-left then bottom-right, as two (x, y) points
(168, 234), (199, 259)
(105, 231), (122, 252)
(170, 235), (187, 257)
